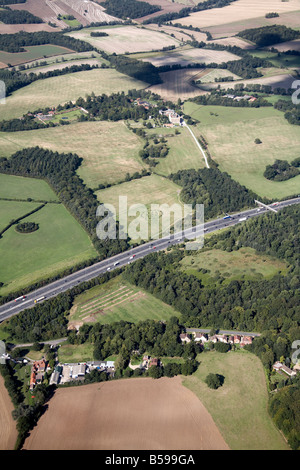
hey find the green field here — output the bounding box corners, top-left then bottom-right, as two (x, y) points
(69, 275), (181, 327)
(0, 173), (58, 201)
(180, 247), (288, 285)
(0, 200), (41, 232)
(0, 175), (97, 295)
(96, 174), (184, 240)
(0, 68), (147, 121)
(0, 44), (75, 67)
(0, 121), (146, 188)
(143, 125), (207, 176)
(183, 350), (289, 450)
(183, 102), (300, 199)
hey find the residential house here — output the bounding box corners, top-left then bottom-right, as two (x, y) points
(180, 333), (191, 343)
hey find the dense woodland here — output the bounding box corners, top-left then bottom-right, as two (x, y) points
(190, 91), (270, 108)
(102, 0), (161, 19)
(0, 7), (42, 24)
(169, 168), (259, 219)
(238, 25), (300, 47)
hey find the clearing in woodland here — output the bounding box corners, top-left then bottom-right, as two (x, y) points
(69, 274), (181, 328)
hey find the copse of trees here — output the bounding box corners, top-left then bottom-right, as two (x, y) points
(264, 159), (300, 182)
(101, 0), (161, 19)
(238, 25), (300, 47)
(274, 99), (300, 126)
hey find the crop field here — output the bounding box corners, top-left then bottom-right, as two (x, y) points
(180, 247), (288, 285)
(66, 25), (180, 54)
(0, 68), (147, 121)
(69, 275), (181, 329)
(134, 0), (185, 22)
(0, 183), (97, 296)
(144, 23), (207, 43)
(0, 45), (75, 68)
(268, 39), (300, 52)
(58, 0), (119, 24)
(148, 68), (208, 102)
(183, 351), (289, 450)
(175, 0), (300, 32)
(0, 376), (17, 450)
(0, 23), (56, 34)
(0, 121), (146, 188)
(142, 46), (240, 67)
(9, 0), (66, 28)
(183, 102), (300, 199)
(96, 174), (184, 240)
(23, 376), (229, 450)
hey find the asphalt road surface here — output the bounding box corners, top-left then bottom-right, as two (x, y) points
(0, 197), (299, 322)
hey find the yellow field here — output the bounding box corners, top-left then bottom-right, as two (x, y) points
(176, 0), (300, 31)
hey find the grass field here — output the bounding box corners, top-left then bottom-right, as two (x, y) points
(0, 173), (58, 201)
(141, 124), (208, 176)
(0, 187), (97, 295)
(180, 247), (288, 285)
(183, 102), (300, 199)
(96, 174), (183, 240)
(0, 121), (146, 188)
(69, 274), (181, 329)
(67, 25), (180, 54)
(0, 45), (74, 67)
(0, 68), (147, 121)
(0, 200), (41, 232)
(183, 350), (289, 449)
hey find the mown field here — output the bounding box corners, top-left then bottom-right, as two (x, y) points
(66, 25), (180, 54)
(183, 102), (300, 199)
(68, 274), (181, 329)
(0, 121), (146, 188)
(0, 174), (97, 296)
(183, 350), (289, 450)
(0, 68), (147, 121)
(96, 174), (184, 240)
(180, 247), (288, 285)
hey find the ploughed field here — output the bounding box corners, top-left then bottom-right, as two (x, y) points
(23, 377), (229, 450)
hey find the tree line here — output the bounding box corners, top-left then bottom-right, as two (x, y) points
(0, 146), (129, 258)
(0, 7), (42, 24)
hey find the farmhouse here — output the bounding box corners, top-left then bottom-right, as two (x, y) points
(29, 359), (48, 391)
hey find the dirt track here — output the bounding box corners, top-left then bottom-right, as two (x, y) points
(23, 376), (230, 450)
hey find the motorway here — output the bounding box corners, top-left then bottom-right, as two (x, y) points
(0, 196), (299, 322)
